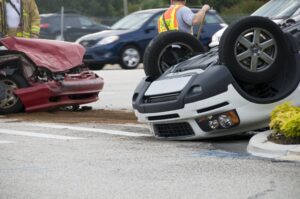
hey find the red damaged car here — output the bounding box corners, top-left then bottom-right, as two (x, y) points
(0, 37), (104, 114)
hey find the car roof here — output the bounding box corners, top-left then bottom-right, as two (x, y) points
(40, 13), (82, 18)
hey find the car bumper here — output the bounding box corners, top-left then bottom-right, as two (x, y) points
(133, 76), (300, 140)
(14, 72), (104, 112)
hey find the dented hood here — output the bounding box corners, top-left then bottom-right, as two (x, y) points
(0, 37), (85, 72)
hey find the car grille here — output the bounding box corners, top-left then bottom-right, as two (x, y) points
(144, 92), (180, 104)
(83, 54), (94, 60)
(154, 122), (195, 138)
(80, 40), (98, 48)
(148, 114), (180, 121)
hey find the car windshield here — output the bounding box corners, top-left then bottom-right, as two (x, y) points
(111, 12), (153, 30)
(252, 0), (300, 19)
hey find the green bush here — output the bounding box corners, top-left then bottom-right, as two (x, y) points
(270, 103), (300, 138)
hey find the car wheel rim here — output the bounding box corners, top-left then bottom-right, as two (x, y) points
(122, 48), (140, 68)
(234, 27), (277, 73)
(0, 79), (19, 109)
(158, 43), (194, 73)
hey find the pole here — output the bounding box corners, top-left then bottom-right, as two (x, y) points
(123, 0), (128, 16)
(60, 6), (64, 41)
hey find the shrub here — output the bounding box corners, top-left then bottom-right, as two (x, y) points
(270, 102), (300, 138)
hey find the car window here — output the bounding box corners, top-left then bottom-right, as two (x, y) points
(111, 12), (153, 30)
(41, 16), (60, 26)
(79, 17), (94, 27)
(252, 0), (300, 19)
(148, 14), (161, 27)
(205, 14), (224, 24)
(65, 16), (80, 28)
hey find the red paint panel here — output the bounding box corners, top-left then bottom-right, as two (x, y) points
(0, 37), (85, 72)
(14, 73), (104, 112)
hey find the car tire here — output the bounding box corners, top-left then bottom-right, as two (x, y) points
(86, 63), (105, 70)
(119, 45), (141, 69)
(143, 31), (205, 79)
(219, 16), (289, 84)
(0, 74), (28, 114)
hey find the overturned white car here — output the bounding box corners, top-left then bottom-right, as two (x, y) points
(132, 16), (300, 140)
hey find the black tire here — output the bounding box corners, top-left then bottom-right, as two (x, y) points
(86, 63), (105, 70)
(119, 45), (141, 69)
(143, 31), (205, 79)
(0, 74), (28, 114)
(219, 16), (288, 84)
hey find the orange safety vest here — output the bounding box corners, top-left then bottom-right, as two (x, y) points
(158, 5), (183, 33)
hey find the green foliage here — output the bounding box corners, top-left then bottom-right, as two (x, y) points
(281, 114), (300, 138)
(221, 0), (265, 15)
(35, 0), (267, 17)
(270, 103), (300, 138)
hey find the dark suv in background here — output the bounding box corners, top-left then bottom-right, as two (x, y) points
(39, 13), (109, 42)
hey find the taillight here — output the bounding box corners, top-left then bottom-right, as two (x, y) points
(40, 23), (49, 28)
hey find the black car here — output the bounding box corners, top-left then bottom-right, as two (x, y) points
(39, 13), (109, 42)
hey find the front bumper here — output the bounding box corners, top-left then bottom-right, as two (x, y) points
(133, 65), (300, 140)
(15, 72), (104, 112)
(134, 84), (274, 140)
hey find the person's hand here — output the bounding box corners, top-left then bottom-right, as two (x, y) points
(202, 4), (210, 12)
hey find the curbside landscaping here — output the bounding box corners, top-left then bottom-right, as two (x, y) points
(247, 130), (300, 161)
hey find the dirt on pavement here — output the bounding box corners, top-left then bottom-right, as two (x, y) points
(4, 109), (138, 124)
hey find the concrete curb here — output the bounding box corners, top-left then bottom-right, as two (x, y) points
(247, 130), (300, 161)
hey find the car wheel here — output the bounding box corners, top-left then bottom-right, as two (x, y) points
(86, 63), (105, 70)
(219, 16), (288, 84)
(0, 74), (28, 114)
(143, 31), (205, 79)
(119, 46), (141, 69)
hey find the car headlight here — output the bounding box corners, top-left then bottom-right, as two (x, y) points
(195, 110), (240, 132)
(97, 36), (119, 45)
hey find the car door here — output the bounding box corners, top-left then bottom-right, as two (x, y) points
(63, 15), (82, 41)
(137, 13), (162, 53)
(65, 16), (107, 42)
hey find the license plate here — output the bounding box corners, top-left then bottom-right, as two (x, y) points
(145, 76), (192, 96)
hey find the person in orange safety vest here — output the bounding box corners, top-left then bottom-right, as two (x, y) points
(158, 0), (210, 34)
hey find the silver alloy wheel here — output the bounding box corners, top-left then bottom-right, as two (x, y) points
(0, 79), (19, 109)
(158, 43), (193, 73)
(122, 48), (140, 68)
(234, 27), (277, 73)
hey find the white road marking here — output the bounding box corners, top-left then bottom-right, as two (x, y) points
(100, 91), (115, 95)
(28, 123), (151, 137)
(0, 140), (15, 144)
(0, 129), (84, 140)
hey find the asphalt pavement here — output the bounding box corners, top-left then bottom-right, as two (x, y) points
(0, 67), (300, 199)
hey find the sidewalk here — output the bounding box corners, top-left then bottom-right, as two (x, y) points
(247, 130), (300, 162)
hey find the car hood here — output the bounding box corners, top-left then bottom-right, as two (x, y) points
(78, 29), (132, 41)
(0, 37), (85, 72)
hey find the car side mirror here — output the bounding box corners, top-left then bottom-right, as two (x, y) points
(145, 26), (156, 33)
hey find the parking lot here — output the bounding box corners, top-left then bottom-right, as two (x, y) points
(1, 68), (300, 199)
